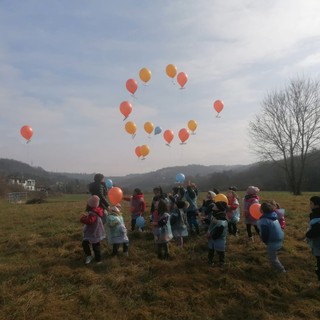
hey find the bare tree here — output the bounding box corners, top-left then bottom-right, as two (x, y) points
(249, 78), (320, 195)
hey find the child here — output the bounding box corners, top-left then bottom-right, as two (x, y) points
(170, 200), (189, 247)
(155, 199), (173, 259)
(168, 186), (185, 211)
(226, 190), (240, 236)
(257, 202), (286, 273)
(243, 186), (260, 241)
(184, 181), (200, 235)
(305, 196), (320, 285)
(80, 195), (106, 264)
(207, 201), (228, 267)
(124, 188), (146, 231)
(268, 199), (286, 230)
(199, 191), (216, 228)
(105, 204), (129, 256)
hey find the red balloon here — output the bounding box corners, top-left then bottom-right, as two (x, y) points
(177, 72), (188, 88)
(178, 128), (190, 143)
(126, 78), (138, 95)
(214, 100), (224, 114)
(108, 187), (123, 205)
(119, 101), (132, 119)
(20, 125), (33, 141)
(135, 146), (141, 158)
(249, 203), (262, 220)
(163, 130), (174, 145)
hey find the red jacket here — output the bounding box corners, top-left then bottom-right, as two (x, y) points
(124, 194), (146, 218)
(80, 207), (104, 225)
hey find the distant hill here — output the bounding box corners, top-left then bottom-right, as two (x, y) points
(0, 158), (249, 192)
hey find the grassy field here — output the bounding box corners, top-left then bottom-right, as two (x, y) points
(1, 191), (320, 320)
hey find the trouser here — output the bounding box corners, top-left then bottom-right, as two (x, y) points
(208, 248), (225, 264)
(82, 240), (101, 262)
(315, 256), (320, 281)
(246, 224), (259, 238)
(112, 243), (129, 256)
(267, 247), (285, 272)
(157, 242), (169, 260)
(228, 222), (238, 235)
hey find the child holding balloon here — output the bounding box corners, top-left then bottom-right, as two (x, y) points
(257, 202), (286, 273)
(243, 186), (260, 241)
(170, 200), (189, 247)
(123, 188), (146, 231)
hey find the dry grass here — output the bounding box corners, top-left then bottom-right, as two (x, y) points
(1, 191), (320, 320)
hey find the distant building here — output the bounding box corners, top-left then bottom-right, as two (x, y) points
(9, 178), (36, 191)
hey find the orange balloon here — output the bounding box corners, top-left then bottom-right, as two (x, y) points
(166, 64), (177, 78)
(135, 146), (142, 158)
(140, 144), (150, 157)
(139, 68), (151, 83)
(188, 120), (197, 133)
(214, 100), (224, 114)
(119, 101), (132, 119)
(126, 78), (138, 95)
(125, 121), (137, 135)
(144, 121), (154, 135)
(163, 130), (174, 145)
(20, 125), (33, 141)
(178, 128), (190, 144)
(108, 187), (123, 205)
(249, 203), (262, 220)
(177, 72), (188, 88)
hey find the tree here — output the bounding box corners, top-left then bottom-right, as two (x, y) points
(249, 78), (320, 195)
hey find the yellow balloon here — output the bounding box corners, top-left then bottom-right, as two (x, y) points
(140, 144), (150, 157)
(188, 120), (197, 133)
(166, 64), (177, 78)
(144, 121), (154, 135)
(139, 67), (152, 83)
(214, 194), (228, 204)
(125, 121), (137, 135)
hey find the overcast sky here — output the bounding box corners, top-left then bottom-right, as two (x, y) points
(1, 0), (320, 176)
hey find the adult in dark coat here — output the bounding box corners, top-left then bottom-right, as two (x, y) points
(88, 173), (109, 210)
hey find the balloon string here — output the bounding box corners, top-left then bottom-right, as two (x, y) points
(180, 142), (186, 145)
(179, 87), (185, 90)
(165, 143), (171, 147)
(216, 113), (221, 118)
(123, 116), (128, 121)
(132, 134), (136, 139)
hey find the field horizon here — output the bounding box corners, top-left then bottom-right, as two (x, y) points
(1, 191), (320, 320)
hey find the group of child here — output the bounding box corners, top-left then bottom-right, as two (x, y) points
(80, 173), (320, 286)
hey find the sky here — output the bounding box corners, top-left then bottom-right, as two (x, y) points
(1, 0), (320, 176)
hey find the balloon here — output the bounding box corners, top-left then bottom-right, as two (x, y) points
(188, 120), (197, 134)
(126, 78), (138, 95)
(139, 67), (151, 83)
(166, 64), (177, 78)
(154, 126), (162, 135)
(178, 128), (190, 144)
(140, 144), (150, 158)
(176, 173), (185, 183)
(214, 100), (224, 114)
(144, 121), (154, 135)
(135, 146), (142, 158)
(108, 187), (123, 205)
(125, 121), (137, 136)
(249, 203), (262, 220)
(105, 179), (113, 188)
(119, 101), (132, 120)
(177, 72), (188, 88)
(163, 130), (174, 145)
(214, 194), (228, 204)
(136, 216), (145, 229)
(20, 125), (33, 141)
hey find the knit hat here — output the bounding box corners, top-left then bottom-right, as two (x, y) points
(246, 186), (260, 195)
(208, 191), (217, 198)
(110, 205), (120, 213)
(87, 195), (100, 208)
(215, 201), (228, 212)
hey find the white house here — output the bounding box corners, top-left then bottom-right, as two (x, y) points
(9, 178), (36, 191)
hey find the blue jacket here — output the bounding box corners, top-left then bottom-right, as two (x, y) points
(306, 208), (320, 256)
(257, 212), (284, 251)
